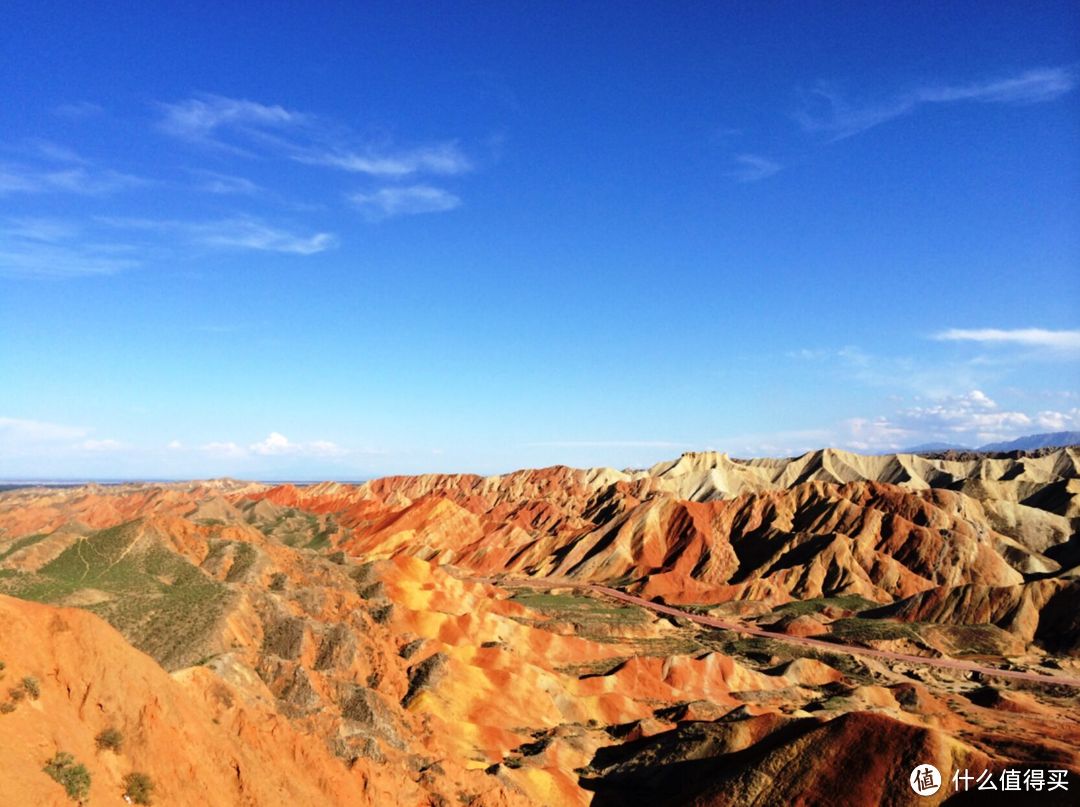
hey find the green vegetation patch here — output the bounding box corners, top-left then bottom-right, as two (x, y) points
(43, 751), (91, 801)
(223, 542), (257, 583)
(95, 727), (123, 752)
(510, 590), (650, 623)
(924, 623), (1016, 657)
(701, 632), (877, 682)
(306, 517), (338, 551)
(771, 594), (879, 618)
(123, 771), (155, 805)
(0, 520), (228, 669)
(0, 533), (48, 562)
(243, 503), (343, 550)
(827, 617), (922, 643)
(508, 589), (659, 644)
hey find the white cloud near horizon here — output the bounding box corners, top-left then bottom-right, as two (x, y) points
(200, 441), (248, 458)
(350, 185), (461, 218)
(0, 417), (90, 443)
(842, 390), (1080, 452)
(79, 438), (126, 452)
(0, 417), (126, 460)
(934, 328), (1080, 351)
(707, 389), (1079, 457)
(791, 344), (993, 398)
(198, 432), (348, 460)
(249, 432), (347, 457)
(796, 66), (1077, 139)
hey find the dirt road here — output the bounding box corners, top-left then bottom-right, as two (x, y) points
(484, 575), (1080, 688)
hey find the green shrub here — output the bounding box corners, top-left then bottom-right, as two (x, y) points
(0, 702), (14, 714)
(123, 771), (155, 805)
(8, 686), (24, 702)
(43, 751), (91, 801)
(95, 726), (123, 752)
(268, 572), (288, 591)
(22, 676), (40, 699)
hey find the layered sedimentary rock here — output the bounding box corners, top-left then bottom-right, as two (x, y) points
(0, 447), (1077, 805)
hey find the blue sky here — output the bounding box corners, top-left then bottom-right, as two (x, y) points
(2, 2), (1079, 479)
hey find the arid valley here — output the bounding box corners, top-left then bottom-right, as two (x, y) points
(1, 447), (1078, 805)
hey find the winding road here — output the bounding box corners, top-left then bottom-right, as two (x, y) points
(482, 575), (1080, 688)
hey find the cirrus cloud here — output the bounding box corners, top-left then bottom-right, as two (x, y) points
(158, 93), (473, 179)
(796, 66), (1077, 139)
(349, 185), (461, 219)
(934, 328), (1080, 352)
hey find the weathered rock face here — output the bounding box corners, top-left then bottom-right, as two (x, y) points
(235, 449), (1078, 634)
(0, 447), (1077, 806)
(581, 711), (1002, 807)
(0, 594), (375, 806)
(864, 578), (1080, 652)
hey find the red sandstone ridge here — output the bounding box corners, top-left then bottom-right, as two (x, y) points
(241, 464), (1073, 616)
(0, 594), (374, 806)
(1, 447), (1078, 805)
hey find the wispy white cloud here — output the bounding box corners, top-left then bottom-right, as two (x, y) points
(158, 94), (304, 150)
(79, 438), (125, 452)
(0, 162), (145, 195)
(350, 185), (461, 218)
(103, 216), (336, 255)
(201, 441), (247, 458)
(785, 348), (830, 361)
(729, 154), (781, 182)
(158, 93), (473, 179)
(4, 217), (82, 241)
(27, 140), (88, 164)
(194, 218), (336, 254)
(0, 219), (140, 278)
(0, 241), (137, 278)
(0, 417), (122, 459)
(190, 169), (261, 195)
(2, 211), (334, 278)
(795, 344), (993, 398)
(52, 101), (104, 118)
(298, 142), (472, 177)
(934, 327), (1080, 352)
(0, 417), (90, 444)
(796, 66), (1077, 139)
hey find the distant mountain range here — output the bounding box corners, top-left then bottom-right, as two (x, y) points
(902, 431), (1080, 454)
